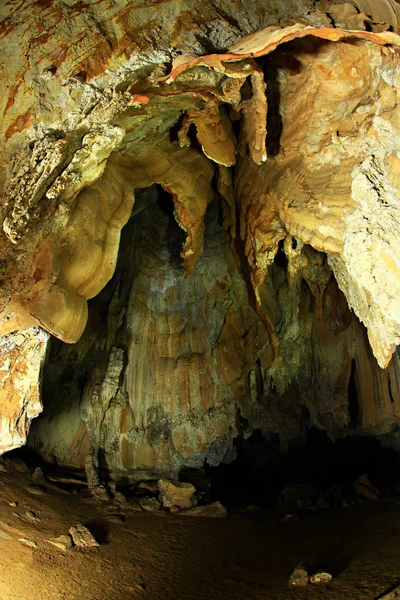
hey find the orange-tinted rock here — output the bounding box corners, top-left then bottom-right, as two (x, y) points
(0, 12), (399, 366)
(27, 195), (400, 479)
(179, 101), (236, 167)
(233, 33), (400, 367)
(0, 328), (49, 454)
(1, 1), (400, 459)
(158, 479), (197, 510)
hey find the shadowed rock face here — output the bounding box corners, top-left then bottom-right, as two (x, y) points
(1, 0), (400, 464)
(27, 189), (400, 480)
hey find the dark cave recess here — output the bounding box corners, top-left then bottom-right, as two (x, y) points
(12, 428), (400, 512)
(204, 429), (400, 510)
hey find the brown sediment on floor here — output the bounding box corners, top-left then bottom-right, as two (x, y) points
(1, 464), (400, 600)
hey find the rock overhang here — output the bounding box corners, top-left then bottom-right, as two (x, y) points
(1, 11), (400, 369)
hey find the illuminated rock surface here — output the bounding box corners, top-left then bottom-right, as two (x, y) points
(0, 0), (400, 462)
(0, 328), (49, 454)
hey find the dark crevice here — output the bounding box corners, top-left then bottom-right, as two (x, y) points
(187, 123), (203, 153)
(155, 184), (186, 264)
(169, 113), (185, 143)
(257, 51), (302, 158)
(255, 358), (264, 397)
(301, 277), (316, 313)
(273, 240), (288, 269)
(265, 63), (282, 157)
(348, 359), (360, 429)
(388, 374), (395, 404)
(205, 428), (400, 510)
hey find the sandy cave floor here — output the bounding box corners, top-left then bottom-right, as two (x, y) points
(1, 462), (400, 600)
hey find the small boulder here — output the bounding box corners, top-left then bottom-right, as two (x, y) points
(46, 534), (73, 551)
(158, 479), (197, 510)
(342, 497), (355, 508)
(18, 538), (38, 548)
(91, 484), (111, 503)
(310, 570), (333, 584)
(179, 501), (227, 519)
(25, 511), (40, 523)
(31, 467), (45, 482)
(69, 524), (99, 548)
(113, 491), (128, 505)
(137, 481), (159, 494)
(26, 485), (45, 496)
(289, 564), (309, 587)
(138, 497), (161, 512)
(282, 484), (319, 510)
(354, 474), (380, 500)
(279, 513), (298, 523)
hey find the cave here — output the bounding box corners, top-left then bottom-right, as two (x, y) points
(1, 1), (400, 599)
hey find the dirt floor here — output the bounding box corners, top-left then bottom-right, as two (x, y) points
(1, 460), (400, 600)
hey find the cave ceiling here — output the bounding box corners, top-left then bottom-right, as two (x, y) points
(0, 0), (400, 458)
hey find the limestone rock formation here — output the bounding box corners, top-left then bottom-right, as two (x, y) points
(27, 192), (400, 480)
(158, 479), (197, 510)
(69, 524), (99, 548)
(0, 328), (49, 454)
(0, 0), (400, 464)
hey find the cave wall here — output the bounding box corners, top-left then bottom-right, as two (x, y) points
(0, 327), (49, 454)
(0, 1), (399, 365)
(28, 186), (400, 481)
(1, 0), (400, 462)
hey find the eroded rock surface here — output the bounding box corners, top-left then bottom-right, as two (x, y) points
(28, 191), (400, 480)
(0, 328), (49, 454)
(158, 479), (197, 510)
(0, 2), (399, 361)
(0, 0), (400, 460)
(46, 534), (73, 552)
(69, 524), (99, 548)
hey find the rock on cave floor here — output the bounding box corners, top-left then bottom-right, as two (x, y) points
(1, 461), (400, 600)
